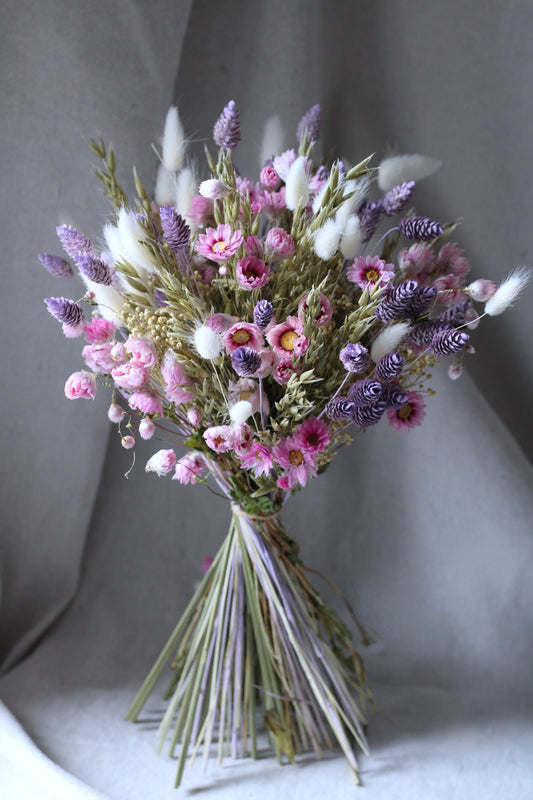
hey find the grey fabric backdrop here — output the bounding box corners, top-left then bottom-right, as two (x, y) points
(1, 1), (532, 798)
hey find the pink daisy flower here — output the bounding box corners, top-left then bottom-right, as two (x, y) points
(292, 418), (331, 454)
(221, 322), (264, 354)
(235, 256), (270, 290)
(387, 391), (426, 432)
(273, 436), (317, 489)
(203, 425), (234, 452)
(266, 316), (309, 362)
(239, 442), (274, 477)
(173, 452), (206, 484)
(347, 255), (395, 290)
(195, 223), (243, 262)
(298, 292), (333, 327)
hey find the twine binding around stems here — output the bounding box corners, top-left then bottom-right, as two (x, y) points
(125, 503), (373, 788)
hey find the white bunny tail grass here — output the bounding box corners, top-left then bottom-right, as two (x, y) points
(484, 267), (531, 317)
(175, 167), (198, 222)
(370, 321), (411, 362)
(161, 106), (187, 172)
(285, 155), (310, 211)
(154, 162), (176, 206)
(313, 219), (341, 260)
(378, 154), (441, 192)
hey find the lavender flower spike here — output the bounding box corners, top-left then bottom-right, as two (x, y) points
(45, 297), (85, 327)
(160, 206), (190, 252)
(76, 253), (113, 285)
(399, 216), (444, 241)
(213, 100), (241, 150)
(232, 346), (261, 377)
(382, 181), (415, 216)
(253, 299), (273, 330)
(56, 225), (93, 258)
(296, 104), (322, 143)
(339, 343), (370, 373)
(38, 253), (74, 278)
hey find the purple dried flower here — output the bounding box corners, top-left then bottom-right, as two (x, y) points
(159, 206), (190, 252)
(76, 253), (113, 285)
(351, 400), (387, 429)
(375, 352), (404, 382)
(232, 346), (261, 377)
(213, 100), (241, 150)
(339, 343), (370, 373)
(431, 329), (469, 357)
(154, 288), (168, 307)
(382, 181), (415, 216)
(358, 200), (383, 243)
(38, 253), (74, 278)
(410, 319), (453, 348)
(56, 225), (93, 258)
(381, 385), (408, 409)
(296, 104), (322, 143)
(325, 397), (356, 421)
(399, 216), (444, 241)
(408, 285), (437, 317)
(253, 299), (273, 330)
(347, 379), (383, 405)
(45, 297), (85, 326)
(376, 280), (419, 322)
(440, 300), (471, 325)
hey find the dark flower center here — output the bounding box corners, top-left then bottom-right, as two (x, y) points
(397, 403), (413, 420)
(289, 449), (304, 466)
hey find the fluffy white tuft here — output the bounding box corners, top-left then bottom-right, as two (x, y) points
(336, 177), (369, 227)
(194, 325), (222, 359)
(339, 215), (362, 260)
(79, 271), (124, 324)
(259, 114), (285, 168)
(314, 220), (341, 260)
(484, 267), (531, 316)
(285, 155), (309, 211)
(161, 106), (186, 172)
(312, 183), (328, 215)
(229, 400), (253, 424)
(115, 207), (158, 276)
(154, 163), (176, 206)
(370, 322), (411, 362)
(175, 167), (198, 221)
(378, 154), (441, 192)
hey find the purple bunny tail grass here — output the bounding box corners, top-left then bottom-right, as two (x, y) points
(351, 400), (387, 429)
(430, 329), (470, 357)
(45, 296), (85, 326)
(253, 299), (273, 330)
(38, 253), (74, 278)
(382, 181), (415, 216)
(376, 280), (419, 322)
(159, 206), (190, 252)
(408, 285), (438, 317)
(347, 379), (383, 405)
(358, 200), (383, 243)
(232, 346), (261, 377)
(375, 352), (404, 382)
(325, 397), (356, 421)
(56, 225), (93, 258)
(381, 384), (409, 409)
(296, 104), (322, 143)
(440, 299), (471, 325)
(213, 100), (241, 149)
(399, 216), (444, 241)
(76, 253), (113, 285)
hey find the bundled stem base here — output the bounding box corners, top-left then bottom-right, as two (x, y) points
(126, 506), (371, 787)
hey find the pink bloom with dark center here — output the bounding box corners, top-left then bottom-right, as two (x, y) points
(203, 425), (234, 452)
(347, 255), (395, 290)
(239, 442), (274, 477)
(387, 390), (426, 432)
(292, 417), (331, 454)
(82, 342), (115, 374)
(85, 317), (115, 344)
(265, 227), (296, 259)
(235, 256), (270, 290)
(266, 316), (308, 362)
(298, 292), (333, 327)
(195, 223), (243, 262)
(64, 370), (96, 399)
(128, 389), (163, 416)
(125, 336), (158, 368)
(273, 436), (317, 489)
(221, 322), (264, 354)
(173, 452), (206, 484)
(112, 360), (150, 390)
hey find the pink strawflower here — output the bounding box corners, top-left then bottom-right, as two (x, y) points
(121, 435), (135, 449)
(199, 179), (230, 200)
(139, 417), (156, 439)
(231, 422), (255, 456)
(128, 389), (163, 416)
(292, 417), (331, 454)
(187, 406), (202, 427)
(398, 243), (435, 280)
(435, 243), (471, 279)
(272, 149), (297, 181)
(298, 292), (333, 327)
(260, 165), (281, 191)
(112, 360), (150, 390)
(222, 322), (264, 354)
(266, 316), (309, 361)
(160, 350), (195, 404)
(265, 227), (296, 259)
(62, 322), (85, 338)
(110, 342), (128, 365)
(125, 336), (158, 367)
(64, 370), (96, 399)
(145, 448), (176, 476)
(387, 390), (426, 432)
(239, 442), (274, 477)
(433, 273), (468, 305)
(235, 256), (270, 290)
(261, 187), (287, 218)
(277, 475), (292, 491)
(107, 402), (125, 423)
(195, 223), (243, 262)
(273, 436), (317, 489)
(82, 342), (115, 373)
(347, 255), (395, 290)
(85, 317), (115, 344)
(188, 195), (215, 227)
(173, 452), (206, 484)
(273, 360), (299, 385)
(244, 235), (264, 258)
(467, 279), (497, 302)
(203, 425), (234, 452)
